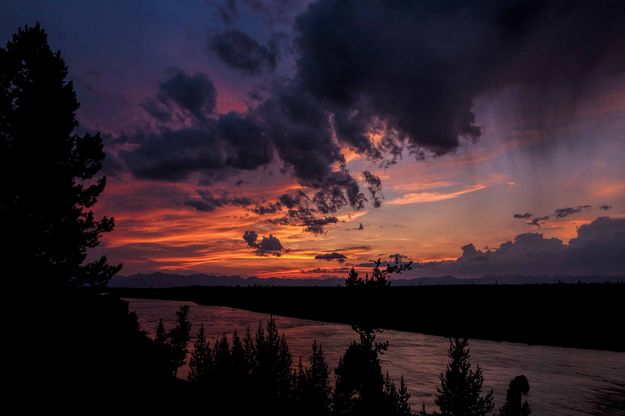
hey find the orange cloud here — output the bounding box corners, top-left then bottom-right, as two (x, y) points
(388, 182), (488, 206)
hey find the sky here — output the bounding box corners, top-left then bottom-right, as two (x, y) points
(2, 0), (625, 278)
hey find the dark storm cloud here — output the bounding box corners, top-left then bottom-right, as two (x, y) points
(120, 128), (221, 181)
(250, 201), (282, 215)
(362, 170), (383, 208)
(217, 0), (238, 23)
(242, 230), (285, 256)
(122, 112), (271, 181)
(142, 68), (216, 124)
(209, 29), (277, 75)
(599, 205), (613, 211)
(528, 216), (550, 227)
(185, 189), (252, 212)
(554, 205), (592, 218)
(243, 230), (258, 247)
(513, 212), (533, 219)
(122, 0), (625, 227)
(270, 207), (338, 234)
(294, 0), (625, 154)
(312, 170), (366, 213)
(417, 217), (625, 277)
(279, 190), (309, 209)
(389, 253), (409, 262)
(216, 111), (273, 169)
(258, 86), (344, 186)
(314, 252), (347, 263)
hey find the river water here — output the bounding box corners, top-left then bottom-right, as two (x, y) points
(127, 298), (625, 415)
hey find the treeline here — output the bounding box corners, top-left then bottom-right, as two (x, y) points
(154, 304), (530, 416)
(114, 282), (625, 351)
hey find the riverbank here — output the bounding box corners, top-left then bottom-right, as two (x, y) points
(111, 283), (625, 352)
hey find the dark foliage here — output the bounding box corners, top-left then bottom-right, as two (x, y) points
(498, 376), (531, 416)
(295, 341), (332, 416)
(345, 259), (413, 288)
(435, 337), (494, 416)
(334, 326), (412, 416)
(0, 24), (120, 287)
(114, 284), (625, 352)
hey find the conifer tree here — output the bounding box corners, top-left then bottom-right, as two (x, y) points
(435, 337), (494, 416)
(0, 24), (121, 287)
(168, 305), (192, 375)
(188, 323), (213, 385)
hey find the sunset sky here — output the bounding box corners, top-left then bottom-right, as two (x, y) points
(3, 0), (624, 278)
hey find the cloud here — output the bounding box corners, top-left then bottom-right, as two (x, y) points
(388, 253), (409, 262)
(554, 205), (592, 218)
(413, 217), (625, 277)
(513, 212), (533, 219)
(250, 201), (282, 215)
(362, 171), (383, 208)
(294, 0), (625, 153)
(242, 230), (284, 256)
(242, 230), (258, 247)
(216, 0), (238, 23)
(185, 190), (252, 212)
(312, 170), (366, 213)
(120, 113), (272, 181)
(314, 252), (347, 263)
(528, 216), (550, 227)
(209, 29), (277, 75)
(270, 207), (338, 234)
(599, 205), (613, 211)
(388, 183), (487, 206)
(142, 68), (216, 124)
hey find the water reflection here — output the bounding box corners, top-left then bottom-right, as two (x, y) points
(128, 298), (625, 415)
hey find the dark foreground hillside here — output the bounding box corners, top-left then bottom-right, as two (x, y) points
(113, 283), (625, 352)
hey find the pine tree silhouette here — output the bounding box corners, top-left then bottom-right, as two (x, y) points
(435, 337), (494, 416)
(346, 267), (363, 287)
(188, 323), (213, 385)
(0, 24), (121, 287)
(168, 305), (192, 376)
(296, 341), (331, 416)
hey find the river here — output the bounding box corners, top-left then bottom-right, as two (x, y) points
(127, 298), (625, 415)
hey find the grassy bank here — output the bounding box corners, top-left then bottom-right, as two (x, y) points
(111, 283), (625, 352)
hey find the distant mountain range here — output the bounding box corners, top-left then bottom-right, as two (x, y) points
(109, 272), (625, 288)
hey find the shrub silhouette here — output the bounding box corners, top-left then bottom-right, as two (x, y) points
(0, 24), (120, 287)
(498, 375), (531, 416)
(435, 337), (494, 416)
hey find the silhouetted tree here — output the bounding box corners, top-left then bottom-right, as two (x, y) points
(346, 267), (363, 287)
(435, 337), (493, 416)
(333, 327), (389, 415)
(367, 259), (413, 288)
(384, 375), (412, 416)
(296, 341), (331, 416)
(498, 376), (531, 416)
(155, 319), (168, 345)
(188, 323), (213, 385)
(0, 24), (120, 287)
(168, 305), (192, 375)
